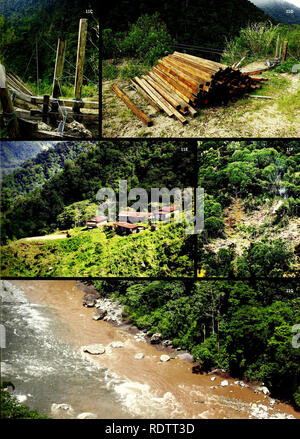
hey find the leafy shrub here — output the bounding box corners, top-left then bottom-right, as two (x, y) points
(103, 14), (174, 65)
(0, 389), (47, 419)
(222, 22), (300, 65)
(119, 60), (149, 79)
(102, 60), (119, 80)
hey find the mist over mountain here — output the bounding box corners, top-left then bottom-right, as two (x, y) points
(251, 0), (300, 24)
(0, 142), (54, 178)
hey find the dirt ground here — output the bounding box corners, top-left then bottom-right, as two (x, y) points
(206, 199), (300, 261)
(102, 70), (300, 138)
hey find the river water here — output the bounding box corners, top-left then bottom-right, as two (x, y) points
(1, 280), (298, 420)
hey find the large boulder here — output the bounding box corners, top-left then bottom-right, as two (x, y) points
(82, 292), (100, 307)
(134, 353), (144, 360)
(51, 403), (74, 416)
(77, 412), (97, 419)
(83, 344), (106, 355)
(93, 309), (107, 320)
(150, 333), (162, 344)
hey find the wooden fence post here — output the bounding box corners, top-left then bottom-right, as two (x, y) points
(50, 39), (66, 124)
(275, 34), (280, 58)
(282, 41), (288, 62)
(73, 18), (88, 114)
(52, 39), (66, 98)
(42, 94), (50, 123)
(0, 64), (20, 138)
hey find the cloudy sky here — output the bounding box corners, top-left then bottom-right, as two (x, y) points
(252, 0), (300, 7)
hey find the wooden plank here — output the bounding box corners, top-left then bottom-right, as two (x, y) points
(134, 77), (174, 116)
(111, 84), (153, 126)
(8, 88), (98, 109)
(152, 66), (195, 102)
(170, 54), (217, 82)
(173, 52), (226, 70)
(136, 78), (187, 124)
(159, 59), (201, 91)
(0, 64), (20, 138)
(74, 19), (88, 101)
(165, 55), (212, 84)
(7, 72), (33, 95)
(142, 75), (182, 110)
(130, 79), (160, 112)
(147, 71), (189, 110)
(157, 60), (199, 94)
(282, 41), (288, 62)
(52, 39), (66, 98)
(42, 94), (50, 123)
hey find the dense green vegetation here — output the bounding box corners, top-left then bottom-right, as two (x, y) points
(1, 0), (98, 93)
(1, 140), (194, 243)
(1, 141), (92, 206)
(1, 222), (193, 277)
(0, 382), (47, 418)
(103, 0), (269, 59)
(0, 141), (48, 178)
(198, 140), (300, 277)
(1, 140), (194, 276)
(222, 21), (300, 67)
(92, 279), (300, 408)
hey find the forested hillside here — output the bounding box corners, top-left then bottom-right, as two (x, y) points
(198, 140), (300, 277)
(1, 0), (98, 86)
(0, 141), (52, 177)
(1, 140), (194, 241)
(251, 0), (300, 24)
(1, 141), (93, 204)
(103, 0), (270, 52)
(92, 279), (300, 408)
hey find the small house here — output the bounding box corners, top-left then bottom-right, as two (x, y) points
(86, 216), (108, 228)
(114, 222), (145, 235)
(153, 205), (180, 221)
(119, 211), (151, 223)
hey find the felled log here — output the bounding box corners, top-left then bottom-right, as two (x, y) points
(128, 51), (264, 123)
(112, 84), (153, 126)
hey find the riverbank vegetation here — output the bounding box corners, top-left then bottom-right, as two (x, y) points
(0, 383), (47, 419)
(92, 279), (300, 408)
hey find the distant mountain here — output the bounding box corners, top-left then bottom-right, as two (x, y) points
(1, 141), (92, 199)
(251, 0), (300, 24)
(103, 0), (271, 50)
(0, 141), (54, 178)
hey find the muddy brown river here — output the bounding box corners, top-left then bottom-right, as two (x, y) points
(1, 280), (299, 419)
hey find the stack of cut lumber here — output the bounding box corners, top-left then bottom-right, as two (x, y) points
(131, 52), (264, 124)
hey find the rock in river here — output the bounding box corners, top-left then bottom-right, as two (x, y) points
(110, 341), (124, 348)
(220, 380), (229, 387)
(160, 355), (170, 362)
(134, 353), (144, 360)
(83, 344), (106, 355)
(82, 292), (100, 308)
(93, 309), (107, 320)
(51, 403), (74, 416)
(150, 333), (162, 344)
(77, 412), (97, 419)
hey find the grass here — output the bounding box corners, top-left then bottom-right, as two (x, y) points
(277, 88), (300, 119)
(1, 223), (193, 277)
(27, 80), (98, 98)
(102, 60), (119, 80)
(102, 58), (151, 81)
